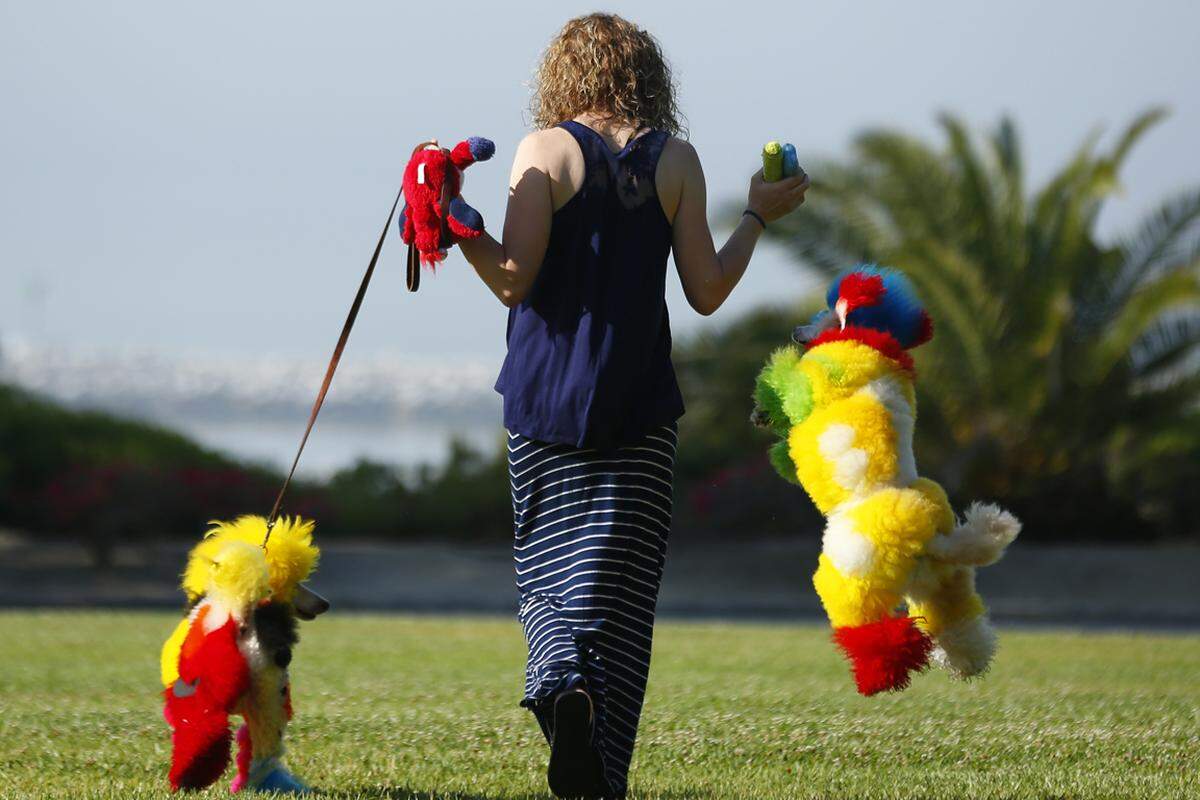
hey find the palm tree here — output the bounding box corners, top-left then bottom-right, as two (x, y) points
(764, 109), (1200, 538)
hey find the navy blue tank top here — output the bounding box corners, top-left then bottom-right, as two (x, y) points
(494, 120), (685, 449)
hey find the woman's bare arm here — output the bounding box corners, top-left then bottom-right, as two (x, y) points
(668, 141), (809, 316)
(458, 132), (556, 308)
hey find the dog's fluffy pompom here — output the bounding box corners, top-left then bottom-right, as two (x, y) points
(206, 540), (271, 611)
(257, 517), (319, 603)
(168, 707), (233, 790)
(187, 516), (319, 604)
(832, 615), (933, 695)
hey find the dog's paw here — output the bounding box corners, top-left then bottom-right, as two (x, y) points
(931, 614), (998, 678)
(926, 503), (1021, 566)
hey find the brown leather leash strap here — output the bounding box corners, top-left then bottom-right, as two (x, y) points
(406, 238), (420, 292)
(263, 182), (405, 546)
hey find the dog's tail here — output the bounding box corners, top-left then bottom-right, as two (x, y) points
(925, 502), (1021, 567)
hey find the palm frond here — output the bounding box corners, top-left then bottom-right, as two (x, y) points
(1087, 271), (1200, 382)
(989, 116), (1028, 281)
(891, 241), (994, 395)
(772, 203), (876, 274)
(768, 161), (899, 273)
(1130, 312), (1200, 377)
(1029, 126), (1103, 235)
(852, 129), (959, 243)
(938, 113), (1004, 268)
(1106, 106), (1169, 173)
(992, 116), (1024, 199)
(1111, 187), (1200, 302)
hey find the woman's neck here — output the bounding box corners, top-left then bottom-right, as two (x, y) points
(573, 112), (642, 149)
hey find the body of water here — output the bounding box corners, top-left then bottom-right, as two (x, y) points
(2, 336), (506, 475)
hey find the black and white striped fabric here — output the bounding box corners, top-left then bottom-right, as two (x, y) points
(510, 424), (677, 797)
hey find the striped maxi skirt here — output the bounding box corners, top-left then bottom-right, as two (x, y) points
(509, 424), (678, 797)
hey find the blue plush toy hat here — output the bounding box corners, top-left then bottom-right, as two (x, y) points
(823, 265), (933, 349)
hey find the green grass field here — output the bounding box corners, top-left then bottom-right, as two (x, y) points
(0, 612), (1196, 800)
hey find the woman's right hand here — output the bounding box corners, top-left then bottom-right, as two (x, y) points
(746, 168), (810, 223)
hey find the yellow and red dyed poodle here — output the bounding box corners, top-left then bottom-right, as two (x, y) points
(754, 266), (1020, 695)
(160, 516), (327, 793)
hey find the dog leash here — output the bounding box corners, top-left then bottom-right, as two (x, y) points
(261, 139), (461, 547)
(261, 181), (406, 547)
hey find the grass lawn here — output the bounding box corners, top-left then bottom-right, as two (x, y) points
(0, 611), (1196, 800)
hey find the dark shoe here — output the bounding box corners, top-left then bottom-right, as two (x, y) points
(547, 688), (607, 799)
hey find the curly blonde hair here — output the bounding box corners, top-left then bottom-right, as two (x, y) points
(530, 13), (684, 136)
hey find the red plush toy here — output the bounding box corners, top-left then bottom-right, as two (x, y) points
(399, 137), (494, 290)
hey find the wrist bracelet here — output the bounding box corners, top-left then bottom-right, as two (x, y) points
(743, 208), (767, 231)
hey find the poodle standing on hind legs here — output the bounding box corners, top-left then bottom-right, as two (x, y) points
(753, 266), (1021, 695)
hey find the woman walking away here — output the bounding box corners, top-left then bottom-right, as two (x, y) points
(457, 13), (808, 798)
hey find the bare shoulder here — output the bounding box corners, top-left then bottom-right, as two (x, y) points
(656, 136), (703, 222)
(660, 136), (702, 175)
(514, 127), (575, 169)
(658, 137), (703, 194)
(510, 127), (582, 210)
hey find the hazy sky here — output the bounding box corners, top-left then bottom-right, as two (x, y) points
(3, 1), (1198, 365)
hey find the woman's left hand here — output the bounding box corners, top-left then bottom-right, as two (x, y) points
(746, 169), (810, 224)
